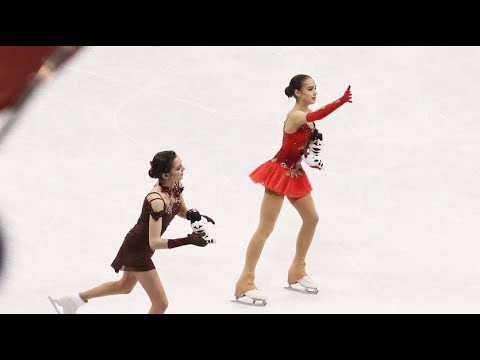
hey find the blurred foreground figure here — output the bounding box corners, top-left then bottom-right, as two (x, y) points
(0, 46), (82, 282)
(0, 46), (81, 145)
(0, 223), (4, 282)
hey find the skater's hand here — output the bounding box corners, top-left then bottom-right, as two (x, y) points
(341, 85), (352, 103)
(187, 233), (208, 247)
(168, 233), (207, 249)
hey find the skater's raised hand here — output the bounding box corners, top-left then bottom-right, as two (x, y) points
(341, 85), (352, 103)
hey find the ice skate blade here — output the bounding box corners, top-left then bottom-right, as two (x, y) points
(284, 285), (319, 295)
(230, 297), (267, 307)
(48, 296), (62, 314)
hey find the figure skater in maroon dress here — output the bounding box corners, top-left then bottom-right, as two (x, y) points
(233, 75), (352, 305)
(49, 151), (215, 314)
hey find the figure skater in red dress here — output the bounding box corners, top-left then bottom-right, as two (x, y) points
(48, 151), (215, 314)
(233, 75), (352, 305)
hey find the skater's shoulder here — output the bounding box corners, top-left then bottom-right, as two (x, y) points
(148, 197), (165, 213)
(146, 191), (166, 212)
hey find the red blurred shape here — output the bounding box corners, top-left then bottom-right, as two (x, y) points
(0, 46), (82, 111)
(0, 46), (57, 110)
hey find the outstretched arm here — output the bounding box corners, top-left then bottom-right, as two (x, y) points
(306, 85), (352, 122)
(288, 86), (352, 130)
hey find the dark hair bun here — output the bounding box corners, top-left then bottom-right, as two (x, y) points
(148, 151), (177, 179)
(285, 86), (293, 97)
(148, 163), (159, 178)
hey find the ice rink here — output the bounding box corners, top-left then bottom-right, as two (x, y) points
(0, 46), (479, 313)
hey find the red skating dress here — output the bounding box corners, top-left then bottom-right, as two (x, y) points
(250, 123), (314, 198)
(111, 182), (183, 273)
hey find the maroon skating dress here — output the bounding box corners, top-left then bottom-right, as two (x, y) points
(250, 123), (315, 198)
(111, 182), (183, 273)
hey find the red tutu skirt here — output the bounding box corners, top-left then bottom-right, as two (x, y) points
(249, 159), (312, 198)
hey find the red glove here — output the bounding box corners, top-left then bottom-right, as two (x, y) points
(306, 86), (352, 123)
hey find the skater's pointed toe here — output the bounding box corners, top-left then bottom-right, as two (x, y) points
(48, 296), (62, 314)
(48, 293), (86, 314)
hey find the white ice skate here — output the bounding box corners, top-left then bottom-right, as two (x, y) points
(48, 293), (86, 314)
(284, 276), (319, 295)
(231, 289), (267, 306)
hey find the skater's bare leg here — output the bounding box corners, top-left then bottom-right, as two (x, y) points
(235, 188), (284, 298)
(80, 271), (138, 301)
(48, 271), (138, 314)
(286, 194), (319, 285)
(134, 269), (168, 314)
